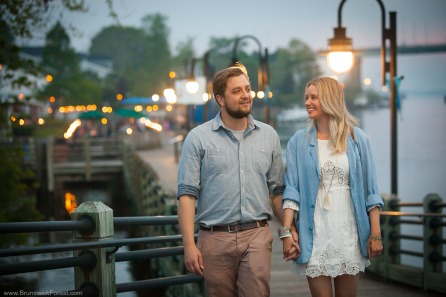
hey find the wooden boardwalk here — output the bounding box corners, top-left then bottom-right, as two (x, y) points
(268, 218), (442, 297)
(140, 130), (444, 297)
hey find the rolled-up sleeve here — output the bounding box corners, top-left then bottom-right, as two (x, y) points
(269, 131), (285, 198)
(355, 128), (384, 210)
(177, 131), (201, 199)
(282, 135), (301, 205)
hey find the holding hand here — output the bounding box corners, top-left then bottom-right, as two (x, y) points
(279, 226), (300, 261)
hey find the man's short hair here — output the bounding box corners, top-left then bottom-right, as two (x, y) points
(213, 62), (250, 99)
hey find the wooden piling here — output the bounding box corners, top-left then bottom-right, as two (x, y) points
(71, 201), (116, 296)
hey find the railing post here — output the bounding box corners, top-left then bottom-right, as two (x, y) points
(71, 201), (116, 297)
(380, 194), (400, 279)
(423, 193), (444, 292)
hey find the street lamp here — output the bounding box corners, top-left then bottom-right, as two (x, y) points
(326, 0), (398, 195)
(186, 59), (200, 94)
(163, 71), (177, 104)
(185, 52), (214, 121)
(231, 35), (271, 124)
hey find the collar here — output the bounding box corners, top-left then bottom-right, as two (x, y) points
(211, 111), (257, 133)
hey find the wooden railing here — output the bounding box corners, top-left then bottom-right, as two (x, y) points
(0, 201), (203, 297)
(367, 193), (445, 293)
(46, 137), (123, 191)
(1, 195), (444, 296)
(49, 136), (122, 163)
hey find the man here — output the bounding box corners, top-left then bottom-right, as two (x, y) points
(177, 63), (294, 297)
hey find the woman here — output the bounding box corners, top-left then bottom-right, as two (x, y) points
(280, 77), (384, 297)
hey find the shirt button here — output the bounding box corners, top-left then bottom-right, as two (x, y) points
(311, 205), (315, 208)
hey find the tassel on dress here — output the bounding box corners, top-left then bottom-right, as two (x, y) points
(324, 194), (330, 210)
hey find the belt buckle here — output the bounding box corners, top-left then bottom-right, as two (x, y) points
(228, 224), (239, 233)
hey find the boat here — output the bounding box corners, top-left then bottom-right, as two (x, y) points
(276, 106), (308, 123)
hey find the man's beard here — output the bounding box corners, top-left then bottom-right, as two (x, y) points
(225, 105), (251, 119)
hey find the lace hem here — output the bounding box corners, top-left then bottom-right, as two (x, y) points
(305, 265), (367, 278)
(283, 199), (299, 211)
(292, 261), (370, 278)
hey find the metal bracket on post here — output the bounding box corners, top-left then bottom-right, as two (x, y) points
(106, 246), (120, 264)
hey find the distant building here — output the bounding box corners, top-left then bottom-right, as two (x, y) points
(19, 47), (113, 79)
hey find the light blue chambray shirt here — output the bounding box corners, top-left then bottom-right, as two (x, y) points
(177, 112), (285, 227)
(283, 127), (384, 262)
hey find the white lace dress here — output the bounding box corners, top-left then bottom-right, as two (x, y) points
(291, 139), (370, 277)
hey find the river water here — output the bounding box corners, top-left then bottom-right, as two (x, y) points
(359, 95), (446, 269)
(359, 95), (446, 202)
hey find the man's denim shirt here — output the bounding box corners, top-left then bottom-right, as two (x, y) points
(177, 112), (285, 227)
(283, 127), (384, 262)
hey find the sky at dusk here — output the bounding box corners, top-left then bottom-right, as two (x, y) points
(22, 0), (446, 94)
(26, 0), (446, 56)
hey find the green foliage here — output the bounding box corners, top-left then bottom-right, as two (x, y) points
(12, 124), (34, 137)
(0, 1), (87, 90)
(172, 37), (196, 78)
(0, 1), (86, 39)
(0, 146), (43, 248)
(32, 117), (71, 137)
(89, 26), (147, 72)
(269, 39), (322, 108)
(37, 22), (102, 106)
(42, 21), (80, 75)
(90, 13), (172, 97)
(2, 0), (325, 122)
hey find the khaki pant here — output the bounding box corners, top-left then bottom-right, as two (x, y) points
(197, 225), (273, 297)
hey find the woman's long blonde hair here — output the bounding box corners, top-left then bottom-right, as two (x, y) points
(307, 77), (357, 153)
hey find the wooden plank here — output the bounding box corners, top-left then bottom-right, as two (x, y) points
(387, 263), (423, 288)
(425, 272), (446, 294)
(268, 218), (443, 297)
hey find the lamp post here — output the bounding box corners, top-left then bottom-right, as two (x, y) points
(326, 0), (398, 195)
(231, 35), (271, 124)
(185, 51), (216, 122)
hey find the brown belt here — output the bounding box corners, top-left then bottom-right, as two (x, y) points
(199, 219), (268, 233)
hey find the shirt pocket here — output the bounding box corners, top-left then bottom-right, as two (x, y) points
(206, 148), (229, 174)
(253, 148), (271, 174)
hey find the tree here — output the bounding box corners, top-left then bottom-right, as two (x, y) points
(139, 13), (172, 95)
(90, 25), (147, 73)
(0, 1), (95, 136)
(38, 22), (101, 106)
(0, 1), (87, 91)
(41, 21), (80, 75)
(90, 13), (172, 98)
(269, 39), (321, 108)
(172, 37), (196, 79)
(0, 1), (86, 39)
(0, 146), (43, 248)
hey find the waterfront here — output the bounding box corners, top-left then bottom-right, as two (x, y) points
(360, 95), (446, 269)
(359, 95), (446, 202)
(1, 96), (445, 295)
